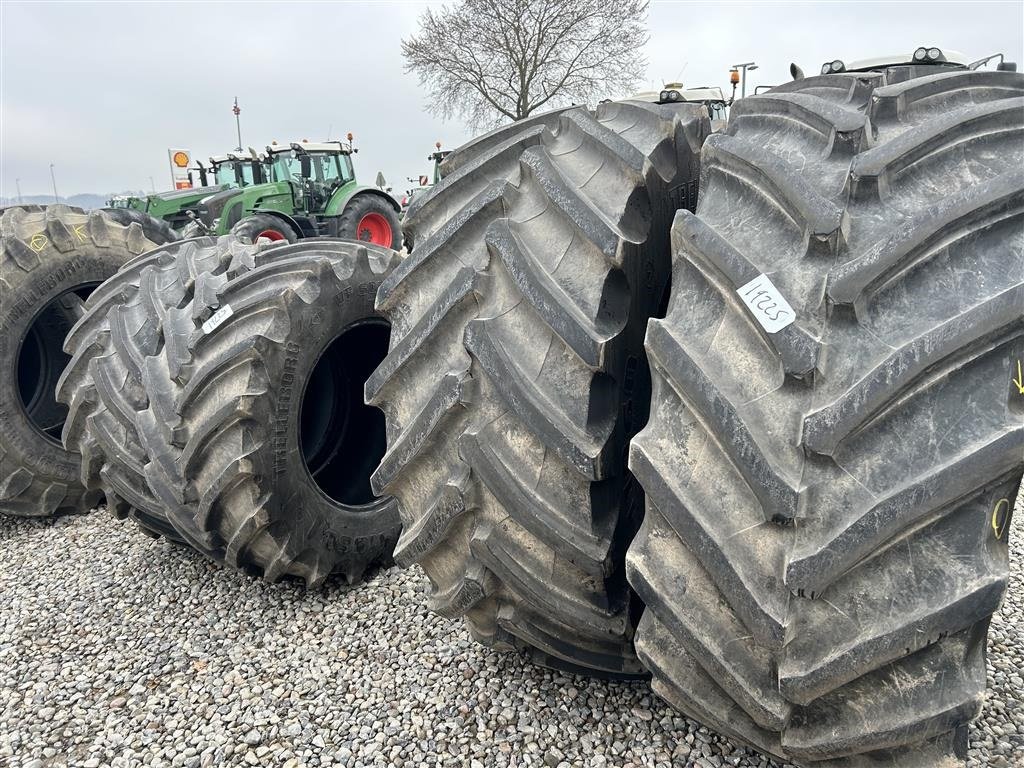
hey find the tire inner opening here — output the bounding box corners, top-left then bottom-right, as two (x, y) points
(17, 285), (96, 446)
(299, 319), (391, 506)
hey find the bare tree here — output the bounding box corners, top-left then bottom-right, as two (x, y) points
(402, 0), (649, 129)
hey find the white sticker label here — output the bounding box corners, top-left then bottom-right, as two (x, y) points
(201, 304), (233, 335)
(736, 275), (795, 334)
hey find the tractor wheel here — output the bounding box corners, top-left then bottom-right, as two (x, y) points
(1, 205), (164, 517)
(231, 213), (299, 244)
(367, 102), (708, 676)
(133, 239), (402, 584)
(627, 70), (1024, 765)
(334, 194), (401, 249)
(100, 208), (179, 245)
(58, 236), (244, 539)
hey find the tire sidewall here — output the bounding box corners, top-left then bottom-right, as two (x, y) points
(0, 247), (130, 485)
(248, 256), (398, 559)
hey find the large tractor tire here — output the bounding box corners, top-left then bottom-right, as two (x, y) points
(137, 239), (402, 585)
(58, 236), (246, 538)
(335, 194), (401, 249)
(627, 70), (1024, 765)
(231, 213), (299, 244)
(367, 101), (709, 676)
(0, 205), (165, 517)
(99, 208), (179, 245)
(59, 235), (402, 584)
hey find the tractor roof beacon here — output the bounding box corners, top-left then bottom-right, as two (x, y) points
(217, 136), (402, 249)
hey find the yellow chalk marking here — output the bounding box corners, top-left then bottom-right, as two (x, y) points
(72, 223), (88, 243)
(992, 498), (1009, 540)
(28, 234), (48, 253)
(1013, 360), (1024, 395)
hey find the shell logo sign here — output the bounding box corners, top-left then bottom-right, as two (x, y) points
(168, 148), (193, 189)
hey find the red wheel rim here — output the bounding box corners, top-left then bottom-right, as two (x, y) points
(256, 228), (286, 242)
(355, 212), (393, 248)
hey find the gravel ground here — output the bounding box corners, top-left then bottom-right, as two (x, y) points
(1, 504), (1021, 768)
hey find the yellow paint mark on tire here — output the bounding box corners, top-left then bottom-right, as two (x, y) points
(72, 224), (88, 243)
(29, 233), (48, 253)
(992, 498), (1010, 540)
(1012, 360), (1024, 395)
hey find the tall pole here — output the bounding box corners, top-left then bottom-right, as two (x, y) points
(49, 163), (59, 203)
(730, 61), (759, 99)
(233, 97), (242, 152)
(15, 178), (22, 203)
(149, 176), (156, 193)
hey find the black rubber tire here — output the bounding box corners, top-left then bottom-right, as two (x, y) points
(99, 208), (180, 245)
(58, 236), (240, 538)
(136, 239), (402, 585)
(231, 213), (299, 244)
(367, 101), (709, 676)
(334, 193), (401, 250)
(627, 70), (1024, 765)
(1, 204), (163, 517)
(180, 220), (204, 239)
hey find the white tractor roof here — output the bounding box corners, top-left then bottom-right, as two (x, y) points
(846, 49), (969, 71)
(210, 152), (265, 164)
(267, 140), (350, 155)
(632, 84), (728, 103)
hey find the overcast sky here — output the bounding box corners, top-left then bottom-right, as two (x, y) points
(2, 1), (1022, 199)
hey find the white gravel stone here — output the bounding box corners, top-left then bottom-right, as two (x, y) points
(0, 503), (1021, 768)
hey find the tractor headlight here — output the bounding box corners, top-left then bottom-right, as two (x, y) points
(666, 90), (681, 101)
(928, 47), (942, 60)
(659, 90), (668, 101)
(830, 60), (846, 73)
(821, 63), (832, 75)
(822, 60), (846, 74)
(914, 47), (928, 61)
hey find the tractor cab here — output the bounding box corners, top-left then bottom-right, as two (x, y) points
(268, 140), (355, 214)
(188, 150), (271, 234)
(209, 151), (268, 189)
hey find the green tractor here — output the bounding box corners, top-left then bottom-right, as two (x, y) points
(102, 152), (268, 239)
(191, 138), (401, 248)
